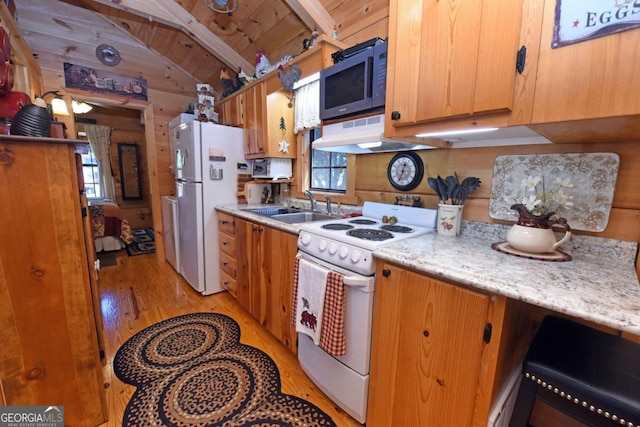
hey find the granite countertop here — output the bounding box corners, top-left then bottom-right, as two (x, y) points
(217, 204), (640, 335)
(216, 204), (311, 234)
(374, 222), (640, 335)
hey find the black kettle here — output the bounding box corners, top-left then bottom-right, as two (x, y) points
(10, 97), (52, 137)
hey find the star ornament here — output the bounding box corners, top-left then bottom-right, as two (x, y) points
(278, 140), (290, 153)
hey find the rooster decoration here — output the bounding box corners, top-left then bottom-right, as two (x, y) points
(277, 64), (301, 91)
(255, 49), (293, 79)
(219, 66), (236, 97)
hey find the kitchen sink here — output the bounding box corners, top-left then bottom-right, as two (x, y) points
(241, 206), (335, 223)
(270, 212), (334, 224)
(242, 207), (301, 216)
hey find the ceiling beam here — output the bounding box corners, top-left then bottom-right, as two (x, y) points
(92, 0), (255, 75)
(284, 0), (335, 35)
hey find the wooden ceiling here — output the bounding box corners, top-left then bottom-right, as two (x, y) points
(11, 0), (389, 98)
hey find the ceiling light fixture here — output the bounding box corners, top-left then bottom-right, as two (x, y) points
(51, 98), (70, 116)
(415, 127), (499, 138)
(41, 90), (69, 117)
(203, 0), (237, 13)
(72, 100), (93, 114)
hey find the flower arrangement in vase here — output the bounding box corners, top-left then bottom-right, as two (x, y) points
(506, 176), (573, 253)
(427, 173), (481, 236)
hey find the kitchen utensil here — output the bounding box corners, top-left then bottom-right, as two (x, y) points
(436, 176), (449, 202)
(427, 177), (443, 201)
(451, 185), (468, 205)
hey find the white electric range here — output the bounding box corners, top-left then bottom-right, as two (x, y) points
(295, 201), (437, 424)
(297, 201), (437, 276)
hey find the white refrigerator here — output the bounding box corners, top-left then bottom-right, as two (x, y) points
(161, 196), (179, 272)
(171, 117), (245, 295)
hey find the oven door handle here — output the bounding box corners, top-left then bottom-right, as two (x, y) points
(342, 276), (370, 287)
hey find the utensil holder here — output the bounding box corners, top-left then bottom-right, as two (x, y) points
(437, 204), (464, 236)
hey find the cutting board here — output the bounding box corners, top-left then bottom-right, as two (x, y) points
(488, 152), (620, 232)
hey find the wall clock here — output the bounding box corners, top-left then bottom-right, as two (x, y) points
(387, 152), (424, 191)
(96, 44), (121, 66)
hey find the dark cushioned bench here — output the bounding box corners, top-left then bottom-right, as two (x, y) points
(510, 315), (640, 427)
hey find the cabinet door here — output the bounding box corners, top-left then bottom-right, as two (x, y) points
(220, 94), (243, 127)
(262, 227), (298, 352)
(0, 140), (107, 425)
(387, 0), (524, 125)
(234, 217), (298, 352)
(532, 1), (640, 124)
(367, 263), (490, 426)
(243, 83), (267, 159)
(265, 89), (296, 159)
(235, 218), (261, 314)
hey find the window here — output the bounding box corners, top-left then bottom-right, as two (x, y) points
(81, 148), (101, 198)
(309, 128), (347, 192)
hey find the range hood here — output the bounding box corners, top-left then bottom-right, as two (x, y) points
(313, 114), (439, 154)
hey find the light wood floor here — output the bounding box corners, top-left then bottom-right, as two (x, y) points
(96, 250), (361, 427)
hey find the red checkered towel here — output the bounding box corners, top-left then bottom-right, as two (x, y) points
(292, 256), (346, 356)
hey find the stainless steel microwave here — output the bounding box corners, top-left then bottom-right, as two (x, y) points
(319, 41), (388, 121)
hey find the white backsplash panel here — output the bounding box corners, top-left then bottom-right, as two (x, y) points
(488, 153), (620, 232)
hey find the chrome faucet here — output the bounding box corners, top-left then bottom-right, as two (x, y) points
(324, 195), (332, 215)
(304, 190), (318, 212)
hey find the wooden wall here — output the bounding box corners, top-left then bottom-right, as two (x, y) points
(354, 139), (640, 246)
(41, 68), (196, 260)
(78, 106), (153, 229)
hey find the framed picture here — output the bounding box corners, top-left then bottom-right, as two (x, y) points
(552, 0), (640, 48)
(63, 62), (148, 100)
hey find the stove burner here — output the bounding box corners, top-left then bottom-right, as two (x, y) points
(349, 219), (378, 225)
(321, 223), (355, 231)
(347, 228), (394, 241)
(380, 224), (414, 233)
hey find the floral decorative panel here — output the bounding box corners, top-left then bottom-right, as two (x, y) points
(489, 153), (620, 232)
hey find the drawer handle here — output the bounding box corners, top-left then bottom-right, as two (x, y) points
(222, 220), (229, 224)
(222, 241), (228, 245)
(223, 261), (228, 266)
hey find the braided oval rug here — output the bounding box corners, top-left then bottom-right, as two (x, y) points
(114, 312), (336, 426)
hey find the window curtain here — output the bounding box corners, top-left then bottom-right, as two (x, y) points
(294, 79), (320, 133)
(84, 124), (116, 200)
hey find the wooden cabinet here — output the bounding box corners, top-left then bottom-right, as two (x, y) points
(0, 136), (107, 426)
(528, 0), (640, 143)
(368, 261), (508, 426)
(218, 211), (238, 298)
(242, 82), (297, 159)
(265, 89), (296, 159)
(386, 0), (526, 133)
(243, 82), (267, 159)
(385, 0), (640, 143)
(218, 37), (343, 158)
(236, 217), (298, 352)
(219, 93), (244, 127)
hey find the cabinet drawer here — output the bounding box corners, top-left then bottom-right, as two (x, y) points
(219, 233), (236, 256)
(220, 270), (237, 298)
(218, 212), (236, 236)
(219, 251), (236, 278)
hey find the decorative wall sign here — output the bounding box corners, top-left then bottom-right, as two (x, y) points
(488, 153), (620, 232)
(552, 0), (640, 48)
(63, 62), (148, 100)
